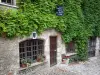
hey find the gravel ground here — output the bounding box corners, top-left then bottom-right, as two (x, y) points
(66, 57), (100, 75)
(31, 66), (81, 75)
(27, 56), (100, 75)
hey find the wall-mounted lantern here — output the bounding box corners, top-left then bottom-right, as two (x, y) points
(32, 32), (37, 39)
(56, 5), (64, 16)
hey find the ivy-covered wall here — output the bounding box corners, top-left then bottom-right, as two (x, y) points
(83, 0), (100, 36)
(0, 0), (86, 39)
(0, 0), (100, 60)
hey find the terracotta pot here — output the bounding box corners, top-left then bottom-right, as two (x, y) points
(21, 64), (27, 68)
(37, 58), (41, 62)
(62, 59), (66, 64)
(8, 72), (12, 75)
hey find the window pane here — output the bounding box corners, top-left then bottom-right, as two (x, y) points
(19, 43), (24, 47)
(67, 41), (75, 53)
(33, 51), (37, 55)
(19, 39), (44, 67)
(88, 51), (95, 57)
(7, 0), (11, 4)
(26, 41), (31, 46)
(27, 52), (31, 56)
(23, 53), (25, 57)
(20, 54), (23, 58)
(88, 37), (96, 57)
(32, 40), (37, 45)
(20, 48), (25, 52)
(38, 45), (42, 49)
(1, 0), (12, 5)
(33, 46), (37, 50)
(27, 47), (31, 51)
(38, 50), (42, 54)
(38, 40), (43, 45)
(33, 56), (37, 60)
(1, 0), (6, 2)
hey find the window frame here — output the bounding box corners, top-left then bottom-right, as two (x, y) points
(19, 39), (44, 67)
(66, 41), (75, 53)
(88, 37), (96, 57)
(0, 0), (15, 5)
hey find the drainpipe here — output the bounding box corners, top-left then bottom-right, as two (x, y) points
(95, 37), (100, 56)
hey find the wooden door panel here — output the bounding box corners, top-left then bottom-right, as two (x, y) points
(50, 36), (57, 66)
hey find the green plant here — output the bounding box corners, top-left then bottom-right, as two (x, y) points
(21, 59), (27, 64)
(27, 58), (31, 64)
(75, 38), (88, 61)
(20, 58), (32, 67)
(69, 55), (78, 63)
(1, 0), (98, 61)
(37, 54), (45, 62)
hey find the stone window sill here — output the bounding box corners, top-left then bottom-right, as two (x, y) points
(19, 61), (47, 71)
(0, 3), (18, 8)
(62, 53), (77, 65)
(65, 53), (77, 56)
(62, 53), (77, 60)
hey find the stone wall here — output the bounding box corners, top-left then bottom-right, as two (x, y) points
(95, 37), (100, 56)
(0, 38), (19, 75)
(37, 29), (66, 66)
(0, 29), (100, 75)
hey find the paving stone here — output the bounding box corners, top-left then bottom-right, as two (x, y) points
(18, 56), (100, 75)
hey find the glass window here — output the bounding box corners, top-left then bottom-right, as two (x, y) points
(19, 39), (44, 67)
(1, 0), (14, 5)
(66, 41), (75, 53)
(88, 37), (96, 57)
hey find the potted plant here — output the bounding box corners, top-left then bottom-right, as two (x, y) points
(41, 55), (46, 62)
(20, 59), (27, 68)
(27, 58), (31, 66)
(37, 54), (46, 62)
(37, 55), (41, 62)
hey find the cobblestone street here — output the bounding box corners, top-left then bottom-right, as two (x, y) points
(26, 56), (100, 75)
(29, 66), (80, 75)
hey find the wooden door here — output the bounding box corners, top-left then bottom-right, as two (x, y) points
(50, 36), (57, 66)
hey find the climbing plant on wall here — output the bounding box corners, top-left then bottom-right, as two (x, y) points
(1, 0), (99, 61)
(83, 0), (100, 36)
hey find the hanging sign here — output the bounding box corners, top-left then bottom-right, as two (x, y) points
(56, 5), (64, 16)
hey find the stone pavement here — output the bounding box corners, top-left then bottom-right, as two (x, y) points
(26, 56), (100, 75)
(65, 57), (100, 75)
(30, 65), (81, 75)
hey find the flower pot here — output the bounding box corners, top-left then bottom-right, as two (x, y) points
(21, 64), (27, 68)
(8, 72), (13, 75)
(62, 59), (66, 64)
(37, 58), (41, 62)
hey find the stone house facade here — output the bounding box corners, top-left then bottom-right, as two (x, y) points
(0, 29), (66, 75)
(0, 1), (100, 75)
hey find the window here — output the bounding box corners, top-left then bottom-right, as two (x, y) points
(19, 39), (44, 67)
(88, 37), (96, 57)
(1, 0), (14, 5)
(66, 41), (75, 53)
